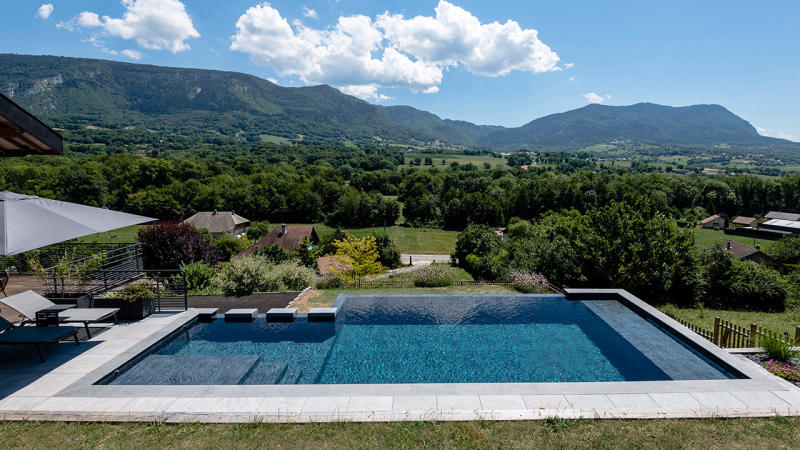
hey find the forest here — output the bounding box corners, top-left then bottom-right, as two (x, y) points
(1, 145), (798, 231)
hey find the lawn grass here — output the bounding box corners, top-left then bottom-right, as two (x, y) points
(400, 153), (507, 169)
(693, 227), (776, 252)
(293, 284), (516, 312)
(308, 224), (459, 255)
(387, 263), (474, 282)
(3, 417), (800, 448)
(73, 224), (146, 243)
(664, 305), (800, 337)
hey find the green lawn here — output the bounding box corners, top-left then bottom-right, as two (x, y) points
(663, 306), (800, 338)
(3, 417), (799, 448)
(388, 263), (474, 281)
(400, 153), (507, 169)
(73, 225), (145, 243)
(310, 224), (459, 255)
(294, 284), (516, 312)
(693, 227), (776, 252)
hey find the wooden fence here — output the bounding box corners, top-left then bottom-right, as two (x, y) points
(675, 316), (800, 348)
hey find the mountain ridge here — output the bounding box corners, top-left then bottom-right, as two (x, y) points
(1, 53), (796, 151)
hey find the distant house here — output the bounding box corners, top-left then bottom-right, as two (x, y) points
(731, 216), (759, 228)
(762, 219), (800, 234)
(182, 210), (250, 238)
(765, 211), (800, 221)
(238, 225), (319, 257)
(703, 240), (784, 273)
(700, 214), (726, 229)
(702, 168), (726, 176)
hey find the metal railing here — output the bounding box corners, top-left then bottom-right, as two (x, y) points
(85, 269), (188, 312)
(43, 243), (142, 296)
(1, 242), (139, 273)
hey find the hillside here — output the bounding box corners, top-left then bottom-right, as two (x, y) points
(479, 103), (787, 149)
(1, 54), (796, 153)
(0, 54), (430, 145)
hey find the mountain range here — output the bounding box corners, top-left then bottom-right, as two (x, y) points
(1, 54), (796, 152)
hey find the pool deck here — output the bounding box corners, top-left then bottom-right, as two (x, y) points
(1, 289), (800, 422)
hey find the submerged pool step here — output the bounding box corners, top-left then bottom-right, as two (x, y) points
(111, 355), (259, 385)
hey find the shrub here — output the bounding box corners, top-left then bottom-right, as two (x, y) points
(661, 303), (679, 319)
(138, 222), (219, 270)
(212, 235), (250, 261)
(701, 248), (787, 312)
(412, 264), (456, 287)
(106, 282), (156, 302)
(374, 233), (401, 269)
(510, 270), (551, 293)
(179, 261), (217, 293)
(213, 257), (315, 294)
(247, 220), (272, 241)
(761, 335), (799, 362)
(764, 360), (800, 382)
(314, 272), (343, 289)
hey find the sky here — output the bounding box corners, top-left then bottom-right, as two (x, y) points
(3, 0), (800, 140)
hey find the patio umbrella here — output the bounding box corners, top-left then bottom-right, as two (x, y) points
(0, 191), (155, 255)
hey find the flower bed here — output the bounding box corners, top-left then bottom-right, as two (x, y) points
(764, 359), (800, 382)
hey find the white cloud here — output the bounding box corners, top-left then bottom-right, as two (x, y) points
(69, 0), (200, 53)
(605, 94), (612, 100)
(302, 7), (318, 19)
(583, 92), (606, 104)
(564, 62), (574, 69)
(121, 49), (143, 60)
(339, 84), (390, 101)
(568, 76), (575, 82)
(230, 1), (559, 99)
(758, 126), (797, 142)
(377, 1), (560, 77)
(267, 77), (278, 84)
(36, 4), (54, 20)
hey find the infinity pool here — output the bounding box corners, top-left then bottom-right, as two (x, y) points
(102, 294), (735, 385)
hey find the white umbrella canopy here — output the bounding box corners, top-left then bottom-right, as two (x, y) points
(0, 191), (155, 255)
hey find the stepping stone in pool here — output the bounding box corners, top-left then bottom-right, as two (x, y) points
(224, 308), (258, 322)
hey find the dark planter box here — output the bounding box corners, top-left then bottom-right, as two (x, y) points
(45, 293), (91, 308)
(94, 297), (155, 320)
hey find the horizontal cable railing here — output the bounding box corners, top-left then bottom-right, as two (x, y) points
(85, 269), (188, 312)
(43, 243), (142, 296)
(1, 242), (138, 273)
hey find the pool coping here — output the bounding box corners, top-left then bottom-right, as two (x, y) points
(2, 290), (800, 422)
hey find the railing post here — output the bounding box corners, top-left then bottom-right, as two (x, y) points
(156, 275), (161, 312)
(795, 326), (800, 345)
(713, 317), (721, 346)
(183, 271), (188, 311)
(749, 323), (758, 347)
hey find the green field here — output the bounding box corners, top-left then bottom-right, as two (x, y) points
(400, 153), (507, 169)
(309, 224), (459, 255)
(74, 225), (145, 243)
(387, 263), (474, 281)
(693, 227), (776, 252)
(664, 305), (800, 338)
(2, 417), (799, 448)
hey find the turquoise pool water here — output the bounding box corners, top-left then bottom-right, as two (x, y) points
(104, 294), (735, 385)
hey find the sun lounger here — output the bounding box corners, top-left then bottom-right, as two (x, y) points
(0, 290), (119, 338)
(0, 317), (79, 362)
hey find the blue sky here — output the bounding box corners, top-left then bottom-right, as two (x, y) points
(4, 1), (800, 140)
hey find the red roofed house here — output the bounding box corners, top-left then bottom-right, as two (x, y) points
(238, 225), (319, 257)
(700, 214), (726, 229)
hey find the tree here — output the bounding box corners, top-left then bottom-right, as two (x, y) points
(700, 248), (787, 311)
(137, 222), (219, 269)
(373, 233), (401, 269)
(769, 235), (800, 264)
(330, 233), (384, 283)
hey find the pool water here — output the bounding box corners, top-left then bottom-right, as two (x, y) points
(104, 295), (735, 385)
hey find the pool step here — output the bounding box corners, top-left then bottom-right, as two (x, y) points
(111, 355), (259, 385)
(266, 308), (297, 322)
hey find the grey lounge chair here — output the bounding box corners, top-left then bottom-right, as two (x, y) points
(0, 316), (79, 362)
(0, 290), (119, 338)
